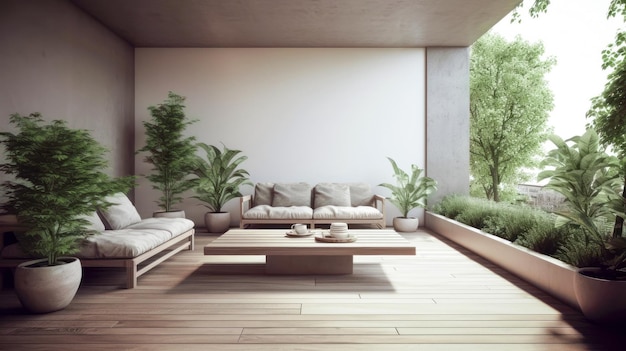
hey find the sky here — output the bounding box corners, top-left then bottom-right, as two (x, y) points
(490, 0), (623, 140)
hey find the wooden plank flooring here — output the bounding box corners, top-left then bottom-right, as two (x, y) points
(1, 229), (624, 350)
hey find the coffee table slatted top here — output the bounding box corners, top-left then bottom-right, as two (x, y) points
(204, 229), (416, 256)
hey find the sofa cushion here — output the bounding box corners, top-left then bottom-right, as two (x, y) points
(314, 183), (351, 208)
(253, 182), (275, 206)
(313, 206), (383, 219)
(243, 205), (313, 219)
(80, 211), (106, 232)
(98, 193), (142, 230)
(78, 228), (173, 258)
(124, 217), (194, 237)
(272, 183), (312, 207)
(349, 183), (374, 206)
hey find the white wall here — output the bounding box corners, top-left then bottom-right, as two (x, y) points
(135, 48), (425, 226)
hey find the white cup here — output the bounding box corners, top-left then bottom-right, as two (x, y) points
(291, 223), (308, 234)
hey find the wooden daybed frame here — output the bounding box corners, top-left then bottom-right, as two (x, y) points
(0, 225), (195, 290)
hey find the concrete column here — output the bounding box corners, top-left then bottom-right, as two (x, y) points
(425, 47), (470, 206)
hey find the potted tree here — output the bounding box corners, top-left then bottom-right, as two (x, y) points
(538, 130), (626, 324)
(192, 142), (252, 233)
(137, 92), (197, 217)
(0, 113), (133, 313)
(378, 157), (437, 232)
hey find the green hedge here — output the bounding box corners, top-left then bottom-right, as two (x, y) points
(431, 195), (600, 267)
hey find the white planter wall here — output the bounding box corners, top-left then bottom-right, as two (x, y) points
(425, 211), (579, 309)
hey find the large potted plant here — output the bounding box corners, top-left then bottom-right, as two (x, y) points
(378, 157), (437, 232)
(538, 130), (626, 324)
(137, 92), (197, 217)
(0, 113), (133, 313)
(192, 142), (252, 233)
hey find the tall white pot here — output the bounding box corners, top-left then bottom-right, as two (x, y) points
(14, 257), (82, 313)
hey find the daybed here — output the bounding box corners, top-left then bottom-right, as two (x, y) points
(0, 193), (195, 289)
(240, 182), (385, 229)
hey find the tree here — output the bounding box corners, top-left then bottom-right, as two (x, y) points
(137, 92), (197, 212)
(521, 0), (626, 236)
(470, 33), (555, 201)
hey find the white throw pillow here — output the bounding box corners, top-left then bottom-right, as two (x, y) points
(98, 193), (142, 230)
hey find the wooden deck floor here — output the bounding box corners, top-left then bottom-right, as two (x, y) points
(1, 229), (624, 350)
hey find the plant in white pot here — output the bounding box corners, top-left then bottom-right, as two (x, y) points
(137, 92), (197, 217)
(192, 143), (252, 233)
(0, 113), (133, 313)
(378, 157), (437, 232)
(538, 130), (626, 324)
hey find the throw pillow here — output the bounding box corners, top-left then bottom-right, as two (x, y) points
(98, 192), (142, 230)
(349, 183), (374, 206)
(254, 182), (275, 206)
(272, 183), (312, 207)
(314, 183), (351, 208)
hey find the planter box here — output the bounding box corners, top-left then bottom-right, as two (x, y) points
(425, 211), (579, 310)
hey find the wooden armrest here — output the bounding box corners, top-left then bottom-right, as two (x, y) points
(240, 195), (253, 216)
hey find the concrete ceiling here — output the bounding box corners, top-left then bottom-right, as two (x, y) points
(71, 0), (521, 48)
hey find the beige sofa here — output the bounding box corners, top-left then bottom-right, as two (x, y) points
(240, 182), (385, 229)
(0, 193), (195, 289)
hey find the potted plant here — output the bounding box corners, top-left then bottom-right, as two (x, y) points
(538, 130), (626, 324)
(0, 113), (133, 313)
(192, 142), (252, 233)
(137, 92), (197, 217)
(378, 157), (437, 232)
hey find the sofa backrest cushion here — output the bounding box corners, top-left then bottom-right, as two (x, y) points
(349, 183), (374, 206)
(98, 192), (142, 230)
(80, 211), (106, 232)
(272, 182), (312, 207)
(314, 183), (351, 208)
(253, 182), (275, 207)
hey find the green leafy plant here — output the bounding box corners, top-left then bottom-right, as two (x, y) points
(379, 157), (437, 218)
(192, 143), (252, 213)
(137, 92), (197, 212)
(538, 130), (626, 273)
(0, 113), (134, 265)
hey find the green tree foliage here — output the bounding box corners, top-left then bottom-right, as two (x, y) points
(0, 113), (134, 265)
(470, 33), (555, 201)
(137, 92), (197, 212)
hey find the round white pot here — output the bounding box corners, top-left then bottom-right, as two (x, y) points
(393, 217), (419, 232)
(574, 267), (626, 324)
(205, 212), (231, 233)
(14, 257), (82, 313)
(153, 209), (186, 218)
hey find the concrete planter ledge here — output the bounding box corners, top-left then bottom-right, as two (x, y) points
(425, 211), (579, 310)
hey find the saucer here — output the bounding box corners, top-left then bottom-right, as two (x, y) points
(286, 230), (314, 237)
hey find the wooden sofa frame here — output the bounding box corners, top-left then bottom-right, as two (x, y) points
(0, 226), (194, 290)
(239, 194), (386, 229)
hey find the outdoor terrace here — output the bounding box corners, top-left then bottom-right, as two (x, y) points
(1, 229), (623, 350)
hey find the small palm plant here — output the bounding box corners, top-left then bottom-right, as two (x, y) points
(538, 130), (626, 273)
(192, 143), (252, 213)
(379, 157), (437, 218)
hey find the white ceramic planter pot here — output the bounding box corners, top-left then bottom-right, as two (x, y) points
(574, 267), (626, 324)
(14, 257), (82, 313)
(205, 212), (231, 233)
(153, 210), (186, 218)
(393, 217), (419, 232)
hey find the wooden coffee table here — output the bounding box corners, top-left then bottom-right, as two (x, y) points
(203, 229), (415, 274)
